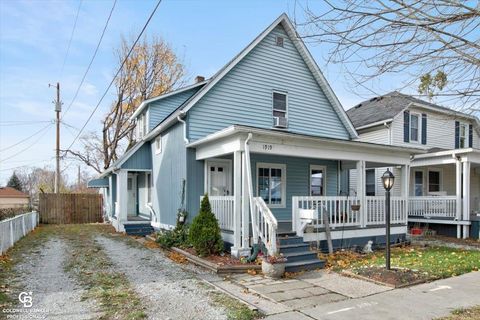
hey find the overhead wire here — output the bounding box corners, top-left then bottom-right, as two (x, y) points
(0, 122), (53, 152)
(59, 0), (83, 78)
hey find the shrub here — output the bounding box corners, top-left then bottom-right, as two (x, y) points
(188, 194), (223, 256)
(156, 212), (190, 248)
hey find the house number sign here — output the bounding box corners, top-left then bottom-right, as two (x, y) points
(262, 144), (273, 151)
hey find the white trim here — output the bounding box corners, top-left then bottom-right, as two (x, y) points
(129, 81), (207, 121)
(356, 119), (394, 131)
(151, 221), (175, 230)
(302, 225), (407, 242)
(256, 162), (287, 208)
(309, 165), (326, 196)
(408, 218), (471, 225)
(205, 158), (233, 196)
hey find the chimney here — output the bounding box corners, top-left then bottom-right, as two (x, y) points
(195, 75), (205, 83)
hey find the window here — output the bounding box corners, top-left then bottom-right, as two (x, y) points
(414, 171), (424, 196)
(410, 114), (419, 142)
(257, 163), (286, 208)
(155, 136), (162, 154)
(459, 124), (467, 148)
(137, 113), (147, 138)
(310, 166), (326, 196)
(365, 169), (376, 196)
(275, 36), (284, 47)
(272, 92), (287, 119)
(428, 171), (441, 193)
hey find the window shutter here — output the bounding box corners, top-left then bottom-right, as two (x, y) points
(455, 121), (460, 149)
(403, 111), (410, 142)
(421, 114), (427, 145)
(469, 124), (473, 148)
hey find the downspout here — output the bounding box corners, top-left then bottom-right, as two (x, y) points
(244, 133), (258, 242)
(177, 114), (189, 144)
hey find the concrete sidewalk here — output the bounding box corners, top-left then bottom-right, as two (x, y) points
(267, 271), (480, 320)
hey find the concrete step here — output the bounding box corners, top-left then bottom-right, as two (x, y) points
(278, 236), (305, 246)
(124, 224), (154, 236)
(283, 251), (319, 263)
(285, 259), (325, 273)
(278, 243), (311, 254)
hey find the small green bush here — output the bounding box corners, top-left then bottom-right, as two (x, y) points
(189, 194), (223, 256)
(156, 211), (190, 248)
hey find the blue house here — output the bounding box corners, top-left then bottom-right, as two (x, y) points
(90, 14), (421, 269)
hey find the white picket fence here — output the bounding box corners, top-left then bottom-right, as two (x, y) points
(0, 212), (39, 255)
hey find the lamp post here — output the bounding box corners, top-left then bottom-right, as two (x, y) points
(382, 169), (395, 270)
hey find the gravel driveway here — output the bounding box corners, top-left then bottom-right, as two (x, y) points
(13, 238), (99, 319)
(96, 236), (228, 320)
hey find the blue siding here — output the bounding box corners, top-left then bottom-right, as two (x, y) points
(250, 154), (339, 221)
(150, 124), (187, 227)
(188, 24), (351, 141)
(148, 87), (202, 130)
(186, 148), (205, 221)
(121, 143), (152, 170)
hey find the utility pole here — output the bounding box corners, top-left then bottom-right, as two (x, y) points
(77, 165), (81, 190)
(50, 82), (62, 194)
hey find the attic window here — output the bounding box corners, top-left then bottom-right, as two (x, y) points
(275, 36), (284, 47)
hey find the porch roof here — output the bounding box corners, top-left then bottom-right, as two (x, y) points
(188, 125), (425, 165)
(412, 148), (480, 166)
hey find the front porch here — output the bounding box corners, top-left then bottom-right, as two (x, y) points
(188, 125), (418, 258)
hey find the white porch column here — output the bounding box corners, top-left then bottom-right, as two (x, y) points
(116, 170), (128, 232)
(356, 161), (366, 227)
(108, 175), (114, 218)
(240, 152), (251, 252)
(462, 161), (471, 239)
(231, 151), (249, 257)
(401, 165), (410, 222)
(456, 160), (462, 238)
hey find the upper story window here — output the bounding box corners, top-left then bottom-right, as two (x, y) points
(275, 36), (284, 47)
(272, 92), (288, 128)
(410, 113), (419, 142)
(257, 163), (286, 208)
(154, 135), (162, 154)
(459, 123), (467, 148)
(137, 113), (147, 138)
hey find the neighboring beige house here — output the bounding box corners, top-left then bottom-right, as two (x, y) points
(0, 187), (29, 209)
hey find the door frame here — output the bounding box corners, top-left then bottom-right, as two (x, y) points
(127, 173), (138, 216)
(204, 158), (233, 196)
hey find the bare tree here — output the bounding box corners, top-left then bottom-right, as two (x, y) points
(68, 36), (185, 172)
(298, 0), (480, 112)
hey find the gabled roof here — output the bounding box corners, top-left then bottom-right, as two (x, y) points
(145, 13), (358, 140)
(347, 91), (480, 130)
(97, 141), (147, 178)
(0, 187), (29, 198)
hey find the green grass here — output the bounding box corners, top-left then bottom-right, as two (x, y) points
(209, 290), (260, 320)
(437, 306), (480, 320)
(329, 245), (480, 279)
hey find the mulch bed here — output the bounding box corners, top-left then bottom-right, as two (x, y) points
(183, 248), (259, 267)
(346, 266), (431, 288)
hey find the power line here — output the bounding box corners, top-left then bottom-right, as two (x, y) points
(64, 0), (163, 153)
(0, 120), (51, 124)
(1, 124), (54, 162)
(0, 158), (54, 172)
(61, 0), (117, 120)
(59, 0), (83, 78)
(0, 123), (52, 152)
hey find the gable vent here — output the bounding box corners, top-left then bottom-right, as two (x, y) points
(275, 36), (284, 47)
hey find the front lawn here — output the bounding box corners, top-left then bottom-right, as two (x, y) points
(321, 245), (480, 281)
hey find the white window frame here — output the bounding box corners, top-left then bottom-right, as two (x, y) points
(459, 123), (468, 148)
(154, 135), (162, 154)
(410, 112), (421, 143)
(309, 165), (327, 196)
(365, 169), (376, 196)
(427, 169), (442, 193)
(256, 162), (286, 208)
(272, 91), (288, 120)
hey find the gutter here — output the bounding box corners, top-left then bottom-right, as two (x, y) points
(144, 110), (187, 141)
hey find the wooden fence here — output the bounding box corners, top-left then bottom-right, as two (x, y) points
(39, 193), (103, 224)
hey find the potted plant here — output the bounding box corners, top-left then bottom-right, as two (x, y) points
(261, 253), (288, 278)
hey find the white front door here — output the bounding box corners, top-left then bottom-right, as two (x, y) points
(127, 174), (137, 216)
(206, 160), (232, 196)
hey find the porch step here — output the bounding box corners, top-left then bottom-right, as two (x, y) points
(124, 223), (154, 237)
(278, 243), (311, 254)
(278, 235), (305, 246)
(282, 251), (318, 263)
(285, 259), (325, 273)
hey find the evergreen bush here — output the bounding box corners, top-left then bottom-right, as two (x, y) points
(188, 194), (223, 256)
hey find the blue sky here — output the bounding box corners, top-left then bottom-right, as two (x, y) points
(0, 0), (410, 184)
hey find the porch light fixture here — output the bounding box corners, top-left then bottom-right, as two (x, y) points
(382, 169), (395, 270)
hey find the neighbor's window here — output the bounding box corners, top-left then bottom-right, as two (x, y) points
(155, 136), (162, 154)
(272, 92), (287, 118)
(410, 114), (419, 142)
(459, 124), (467, 148)
(428, 171), (440, 193)
(414, 171), (424, 196)
(310, 166), (326, 196)
(365, 169), (376, 196)
(257, 163), (286, 207)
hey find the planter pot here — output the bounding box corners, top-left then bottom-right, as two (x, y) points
(351, 204), (361, 211)
(304, 225), (314, 233)
(262, 261), (285, 279)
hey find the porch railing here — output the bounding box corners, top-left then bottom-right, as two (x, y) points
(252, 197), (278, 255)
(408, 196), (457, 218)
(292, 196), (362, 232)
(204, 196), (235, 231)
(365, 196), (407, 225)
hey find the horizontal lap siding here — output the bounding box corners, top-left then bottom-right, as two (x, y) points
(250, 154), (338, 221)
(148, 87), (201, 130)
(357, 127), (390, 145)
(186, 148), (205, 221)
(121, 143), (152, 170)
(151, 124), (187, 227)
(188, 24), (350, 141)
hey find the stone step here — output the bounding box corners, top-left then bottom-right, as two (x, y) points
(285, 259), (325, 273)
(283, 251), (319, 263)
(278, 243), (311, 254)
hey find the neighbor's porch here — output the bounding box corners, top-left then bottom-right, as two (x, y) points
(188, 125), (418, 257)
